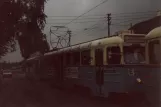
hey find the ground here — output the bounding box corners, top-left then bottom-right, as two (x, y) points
(0, 73), (119, 107)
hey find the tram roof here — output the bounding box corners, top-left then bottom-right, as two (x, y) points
(62, 36), (123, 50)
(80, 42), (92, 49)
(44, 51), (57, 56)
(71, 45), (80, 51)
(26, 57), (35, 61)
(44, 36), (124, 56)
(146, 26), (161, 39)
(91, 36), (123, 48)
(26, 56), (39, 62)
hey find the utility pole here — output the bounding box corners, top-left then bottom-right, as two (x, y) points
(67, 30), (72, 46)
(107, 13), (111, 36)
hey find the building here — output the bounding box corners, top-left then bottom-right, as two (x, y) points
(129, 11), (161, 34)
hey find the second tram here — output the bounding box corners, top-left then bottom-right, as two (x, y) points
(43, 31), (147, 97)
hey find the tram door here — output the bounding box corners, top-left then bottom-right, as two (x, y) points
(54, 55), (60, 84)
(60, 54), (64, 85)
(95, 49), (104, 95)
(55, 54), (64, 87)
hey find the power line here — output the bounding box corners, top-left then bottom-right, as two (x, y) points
(112, 16), (153, 25)
(46, 11), (157, 27)
(47, 15), (154, 37)
(47, 20), (106, 24)
(46, 16), (153, 23)
(46, 15), (154, 25)
(46, 13), (155, 24)
(47, 17), (106, 20)
(82, 26), (108, 37)
(47, 14), (154, 22)
(72, 20), (106, 37)
(47, 14), (152, 20)
(112, 16), (154, 23)
(47, 10), (158, 18)
(71, 14), (153, 37)
(112, 14), (155, 18)
(74, 20), (107, 37)
(72, 18), (156, 38)
(47, 12), (153, 18)
(83, 19), (106, 30)
(47, 15), (106, 17)
(113, 10), (158, 15)
(72, 28), (99, 37)
(64, 0), (109, 26)
(47, 10), (157, 40)
(112, 16), (154, 20)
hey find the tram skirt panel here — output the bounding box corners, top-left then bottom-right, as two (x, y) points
(78, 67), (98, 96)
(121, 66), (160, 107)
(144, 67), (161, 107)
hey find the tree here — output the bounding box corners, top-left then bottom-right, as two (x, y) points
(0, 0), (49, 59)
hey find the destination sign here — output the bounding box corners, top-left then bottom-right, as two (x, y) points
(124, 35), (145, 43)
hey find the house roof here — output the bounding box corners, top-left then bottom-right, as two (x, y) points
(129, 16), (161, 34)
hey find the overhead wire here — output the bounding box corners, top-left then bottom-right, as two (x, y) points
(63, 0), (109, 26)
(112, 16), (154, 20)
(112, 13), (155, 18)
(111, 10), (158, 15)
(46, 12), (156, 25)
(72, 20), (106, 37)
(47, 10), (158, 18)
(83, 25), (108, 37)
(72, 21), (111, 37)
(72, 13), (155, 37)
(47, 11), (156, 18)
(47, 14), (107, 17)
(112, 16), (153, 25)
(47, 20), (107, 25)
(48, 0), (109, 46)
(47, 10), (158, 41)
(46, 16), (153, 25)
(47, 17), (106, 20)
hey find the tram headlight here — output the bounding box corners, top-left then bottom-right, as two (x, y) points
(136, 77), (142, 83)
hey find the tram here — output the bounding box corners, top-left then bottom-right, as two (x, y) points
(42, 31), (147, 98)
(144, 26), (161, 107)
(23, 28), (161, 106)
(24, 52), (50, 81)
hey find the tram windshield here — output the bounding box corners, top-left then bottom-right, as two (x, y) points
(148, 40), (161, 64)
(124, 45), (145, 64)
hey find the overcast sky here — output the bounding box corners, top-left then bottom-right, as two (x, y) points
(1, 0), (160, 62)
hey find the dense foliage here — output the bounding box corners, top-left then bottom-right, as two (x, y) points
(0, 0), (49, 59)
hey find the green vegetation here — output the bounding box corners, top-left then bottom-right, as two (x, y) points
(0, 0), (49, 59)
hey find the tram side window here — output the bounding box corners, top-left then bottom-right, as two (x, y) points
(81, 50), (91, 65)
(63, 54), (66, 66)
(107, 46), (121, 64)
(65, 53), (72, 66)
(53, 57), (58, 67)
(46, 57), (54, 68)
(95, 49), (103, 66)
(148, 40), (161, 64)
(72, 52), (80, 66)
